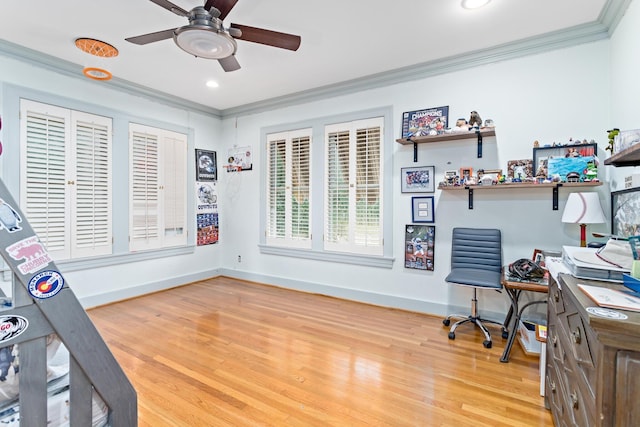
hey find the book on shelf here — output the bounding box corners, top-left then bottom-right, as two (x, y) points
(577, 283), (640, 312)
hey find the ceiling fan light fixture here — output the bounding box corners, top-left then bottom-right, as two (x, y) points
(461, 0), (491, 9)
(174, 26), (236, 59)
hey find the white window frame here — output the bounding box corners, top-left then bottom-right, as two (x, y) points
(259, 107), (393, 268)
(266, 128), (312, 249)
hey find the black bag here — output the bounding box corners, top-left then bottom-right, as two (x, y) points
(508, 258), (546, 280)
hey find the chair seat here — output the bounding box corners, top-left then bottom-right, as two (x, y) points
(445, 268), (502, 289)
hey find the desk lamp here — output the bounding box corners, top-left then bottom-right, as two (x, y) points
(561, 192), (606, 247)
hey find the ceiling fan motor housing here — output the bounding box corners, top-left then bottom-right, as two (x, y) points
(173, 6), (236, 59)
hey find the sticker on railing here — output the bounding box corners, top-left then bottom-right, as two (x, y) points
(0, 315), (29, 343)
(6, 236), (53, 275)
(28, 270), (64, 299)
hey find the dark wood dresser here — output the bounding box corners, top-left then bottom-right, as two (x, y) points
(546, 273), (640, 426)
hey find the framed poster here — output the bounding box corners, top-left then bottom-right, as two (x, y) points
(611, 187), (640, 239)
(401, 165), (435, 193)
(532, 143), (597, 181)
(405, 224), (435, 271)
(412, 196), (434, 223)
(195, 149), (217, 181)
(400, 106), (449, 139)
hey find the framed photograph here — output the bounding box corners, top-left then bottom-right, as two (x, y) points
(195, 149), (217, 181)
(400, 106), (449, 138)
(459, 167), (473, 181)
(405, 224), (435, 271)
(507, 159), (533, 180)
(412, 196), (435, 223)
(611, 187), (640, 239)
(401, 166), (435, 193)
(532, 143), (597, 180)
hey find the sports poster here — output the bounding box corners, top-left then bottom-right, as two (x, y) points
(195, 181), (218, 246)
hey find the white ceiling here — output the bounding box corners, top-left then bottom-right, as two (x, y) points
(0, 0), (619, 114)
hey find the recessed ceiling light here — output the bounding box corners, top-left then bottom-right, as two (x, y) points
(206, 80), (219, 88)
(461, 0), (491, 9)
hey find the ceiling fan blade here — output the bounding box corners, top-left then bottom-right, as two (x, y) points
(125, 28), (176, 45)
(230, 24), (301, 51)
(219, 55), (241, 72)
(204, 0), (239, 20)
(149, 0), (189, 16)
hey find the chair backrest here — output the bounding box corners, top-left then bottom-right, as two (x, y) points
(450, 227), (502, 272)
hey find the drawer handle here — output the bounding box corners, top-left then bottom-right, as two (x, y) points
(552, 335), (558, 347)
(549, 379), (556, 393)
(554, 291), (560, 302)
(572, 328), (581, 344)
(571, 391), (579, 409)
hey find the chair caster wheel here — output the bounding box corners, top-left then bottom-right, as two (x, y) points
(443, 319), (450, 326)
(448, 332), (455, 340)
(483, 340), (492, 348)
(502, 330), (508, 339)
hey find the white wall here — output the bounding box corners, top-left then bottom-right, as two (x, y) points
(218, 40), (612, 317)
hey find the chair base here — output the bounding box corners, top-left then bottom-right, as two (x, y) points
(443, 287), (506, 349)
(443, 314), (504, 348)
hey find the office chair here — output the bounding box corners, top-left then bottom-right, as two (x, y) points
(442, 227), (505, 348)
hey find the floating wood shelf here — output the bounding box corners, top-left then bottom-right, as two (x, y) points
(438, 181), (603, 210)
(396, 129), (496, 161)
(603, 144), (640, 167)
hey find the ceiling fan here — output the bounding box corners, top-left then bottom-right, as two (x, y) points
(125, 0), (301, 72)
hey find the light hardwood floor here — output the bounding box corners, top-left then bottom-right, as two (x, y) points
(88, 276), (553, 426)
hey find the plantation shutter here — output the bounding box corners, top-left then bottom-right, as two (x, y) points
(354, 125), (381, 248)
(325, 130), (350, 247)
(291, 135), (311, 241)
(130, 128), (160, 251)
(21, 102), (70, 259)
(325, 117), (383, 255)
(71, 112), (112, 258)
(267, 137), (286, 239)
(266, 129), (311, 248)
(20, 100), (113, 260)
(161, 132), (187, 247)
(129, 123), (187, 251)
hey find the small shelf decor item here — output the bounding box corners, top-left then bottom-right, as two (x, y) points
(405, 224), (435, 271)
(400, 106), (449, 139)
(401, 165), (435, 193)
(507, 159), (533, 181)
(411, 196), (435, 223)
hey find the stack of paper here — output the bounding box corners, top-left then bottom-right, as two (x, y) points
(578, 284), (640, 312)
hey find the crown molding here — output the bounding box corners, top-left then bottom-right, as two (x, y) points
(0, 38), (223, 118)
(221, 21), (609, 118)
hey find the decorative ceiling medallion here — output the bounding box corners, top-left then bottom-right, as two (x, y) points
(75, 38), (119, 57)
(82, 67), (113, 81)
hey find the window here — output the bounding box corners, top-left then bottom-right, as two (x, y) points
(129, 123), (187, 251)
(325, 118), (383, 256)
(20, 99), (112, 261)
(266, 129), (312, 248)
(260, 110), (391, 267)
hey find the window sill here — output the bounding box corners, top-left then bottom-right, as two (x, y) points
(53, 246), (196, 272)
(258, 244), (394, 269)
